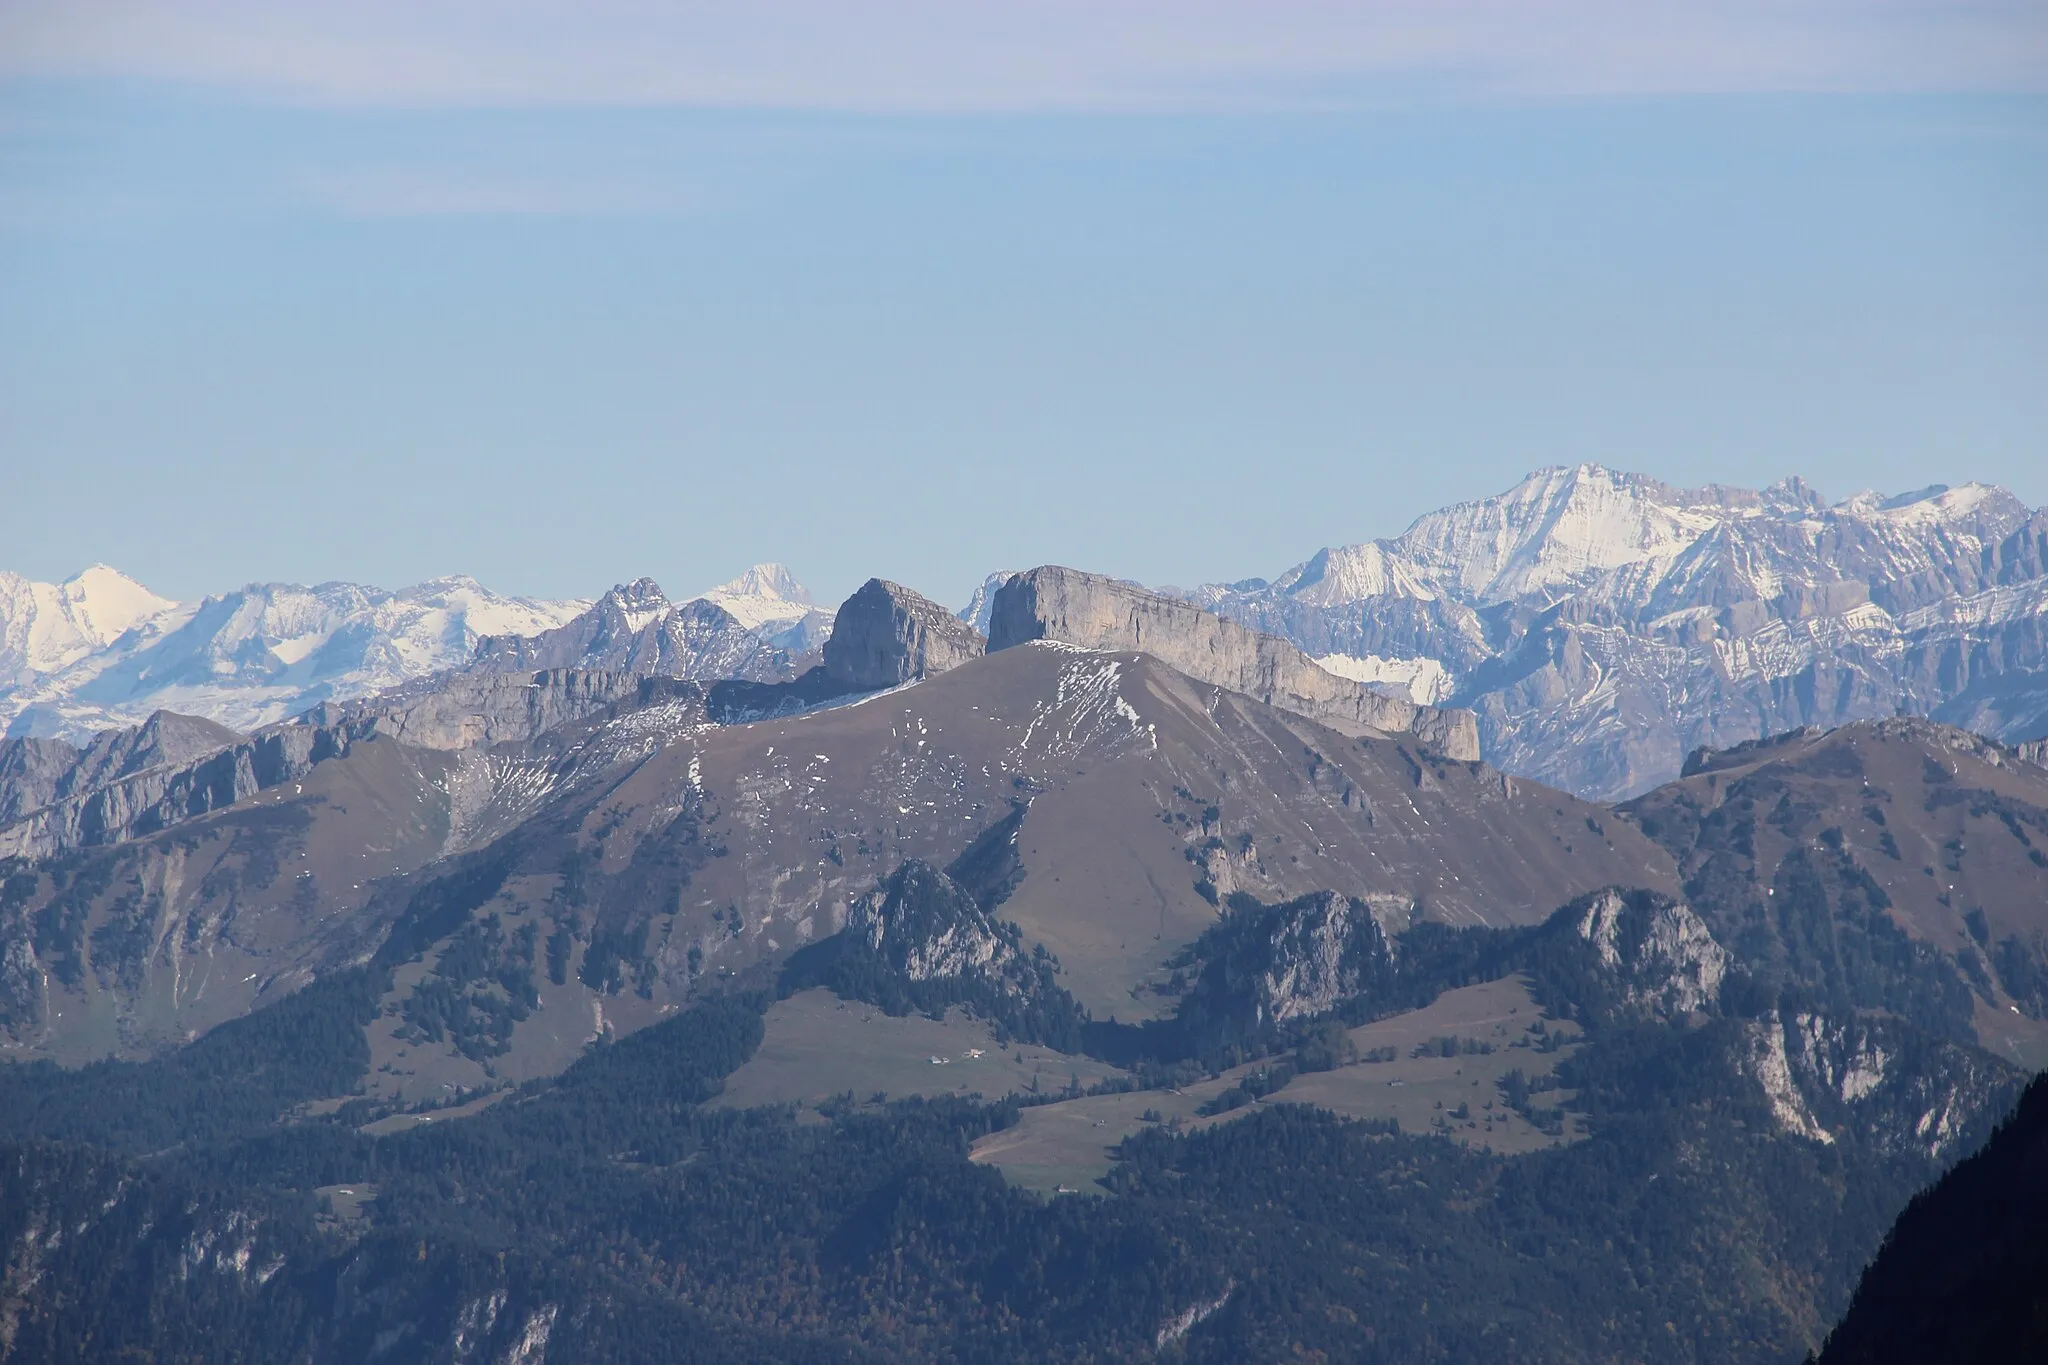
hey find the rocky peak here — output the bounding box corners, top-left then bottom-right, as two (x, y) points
(598, 578), (671, 628)
(846, 861), (1017, 984)
(957, 571), (1022, 638)
(823, 579), (986, 690)
(1172, 890), (1400, 1045)
(784, 855), (1087, 1047)
(986, 565), (1480, 760)
(474, 583), (789, 683)
(1569, 887), (1728, 1017)
(708, 563), (811, 605)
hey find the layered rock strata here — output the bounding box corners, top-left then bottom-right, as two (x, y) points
(987, 565), (1480, 759)
(823, 579), (987, 690)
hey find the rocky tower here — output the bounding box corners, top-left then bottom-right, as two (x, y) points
(987, 565), (1480, 760)
(823, 579), (987, 689)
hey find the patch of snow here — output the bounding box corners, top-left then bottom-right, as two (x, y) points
(1315, 652), (1456, 705)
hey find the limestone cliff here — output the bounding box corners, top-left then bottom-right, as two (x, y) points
(823, 579), (986, 690)
(986, 565), (1479, 759)
(1570, 887), (1728, 1018)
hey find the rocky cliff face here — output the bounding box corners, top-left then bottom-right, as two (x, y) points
(1180, 466), (2048, 799)
(1569, 887), (1729, 1018)
(1738, 1008), (2018, 1159)
(0, 722), (317, 862)
(1232, 892), (1396, 1030)
(787, 856), (1087, 1047)
(823, 579), (986, 690)
(845, 861), (1021, 985)
(986, 565), (1480, 760)
(0, 711), (244, 825)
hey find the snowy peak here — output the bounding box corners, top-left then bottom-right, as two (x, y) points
(1171, 464), (2043, 799)
(1274, 544), (1436, 606)
(1393, 463), (1718, 606)
(708, 562), (811, 607)
(50, 565), (178, 649)
(695, 563), (829, 650)
(1844, 481), (2021, 529)
(1233, 465), (2031, 618)
(1, 570), (587, 741)
(0, 565), (180, 681)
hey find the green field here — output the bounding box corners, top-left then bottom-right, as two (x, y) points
(971, 975), (1582, 1194)
(709, 987), (1129, 1115)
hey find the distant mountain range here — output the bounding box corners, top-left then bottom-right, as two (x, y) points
(1165, 464), (2048, 798)
(0, 564), (823, 743)
(7, 467), (2045, 803)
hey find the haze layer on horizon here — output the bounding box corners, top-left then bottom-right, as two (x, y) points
(2, 2), (2043, 607)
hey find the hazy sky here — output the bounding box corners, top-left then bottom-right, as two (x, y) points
(2, 2), (2044, 610)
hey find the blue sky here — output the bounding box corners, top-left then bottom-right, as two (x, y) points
(1, 3), (2044, 609)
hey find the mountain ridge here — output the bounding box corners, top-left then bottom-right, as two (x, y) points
(1173, 464), (2047, 798)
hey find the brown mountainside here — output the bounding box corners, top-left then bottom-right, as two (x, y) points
(0, 640), (1670, 1082)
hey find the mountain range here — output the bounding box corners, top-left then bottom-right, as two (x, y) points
(1171, 464), (2048, 799)
(1, 468), (2044, 1360)
(10, 467), (2043, 807)
(0, 563), (824, 743)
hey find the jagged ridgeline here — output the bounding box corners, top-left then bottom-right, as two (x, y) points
(1174, 465), (2048, 800)
(0, 552), (2044, 1361)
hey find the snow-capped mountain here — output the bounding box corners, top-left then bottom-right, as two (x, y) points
(472, 576), (796, 683)
(696, 563), (832, 653)
(0, 571), (589, 741)
(1180, 464), (2048, 799)
(0, 566), (179, 686)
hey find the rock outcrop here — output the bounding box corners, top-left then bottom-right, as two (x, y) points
(1569, 887), (1728, 1018)
(0, 710), (244, 825)
(846, 860), (1020, 985)
(304, 667), (661, 752)
(784, 857), (1087, 1048)
(0, 720), (332, 862)
(823, 579), (986, 690)
(1168, 890), (1401, 1049)
(986, 566), (1480, 760)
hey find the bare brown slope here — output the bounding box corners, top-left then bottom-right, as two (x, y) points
(568, 642), (1673, 1021)
(0, 735), (464, 1063)
(4, 643), (1672, 1078)
(1622, 718), (2048, 1057)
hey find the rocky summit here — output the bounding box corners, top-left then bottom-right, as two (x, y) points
(823, 577), (986, 689)
(473, 579), (791, 683)
(988, 564), (1481, 760)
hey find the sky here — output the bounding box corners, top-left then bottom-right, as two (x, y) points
(1, 2), (2044, 612)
